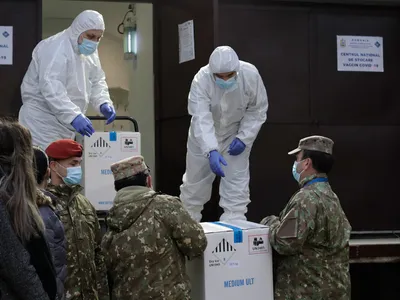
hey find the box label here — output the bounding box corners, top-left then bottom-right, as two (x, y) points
(208, 259), (221, 268)
(211, 238), (236, 265)
(90, 137), (111, 158)
(121, 136), (139, 152)
(248, 234), (269, 255)
(228, 260), (240, 268)
(223, 278), (255, 288)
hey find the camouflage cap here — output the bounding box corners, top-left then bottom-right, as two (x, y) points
(110, 155), (149, 181)
(288, 135), (334, 155)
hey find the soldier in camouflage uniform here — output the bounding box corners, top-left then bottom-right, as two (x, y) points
(45, 139), (109, 300)
(102, 155), (207, 300)
(261, 136), (352, 300)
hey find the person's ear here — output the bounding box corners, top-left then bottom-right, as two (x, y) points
(78, 33), (84, 45)
(304, 158), (312, 170)
(49, 161), (58, 172)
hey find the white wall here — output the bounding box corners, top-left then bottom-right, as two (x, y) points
(98, 34), (131, 91)
(42, 0), (127, 40)
(42, 1), (156, 187)
(127, 4), (155, 187)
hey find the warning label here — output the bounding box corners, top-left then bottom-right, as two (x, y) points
(90, 137), (111, 157)
(121, 136), (138, 152)
(211, 238), (236, 266)
(248, 234), (269, 255)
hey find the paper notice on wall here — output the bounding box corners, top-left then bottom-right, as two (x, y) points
(178, 20), (195, 64)
(337, 35), (383, 72)
(0, 26), (13, 65)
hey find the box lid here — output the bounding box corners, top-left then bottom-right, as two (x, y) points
(200, 221), (268, 244)
(200, 221), (268, 233)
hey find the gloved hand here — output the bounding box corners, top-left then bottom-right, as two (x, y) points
(71, 114), (95, 137)
(228, 138), (246, 156)
(209, 150), (227, 177)
(100, 103), (116, 125)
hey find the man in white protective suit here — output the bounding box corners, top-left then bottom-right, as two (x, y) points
(19, 10), (116, 150)
(180, 46), (269, 222)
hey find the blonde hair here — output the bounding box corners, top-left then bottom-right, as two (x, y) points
(0, 119), (44, 243)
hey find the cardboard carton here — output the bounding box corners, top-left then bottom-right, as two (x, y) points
(187, 220), (274, 300)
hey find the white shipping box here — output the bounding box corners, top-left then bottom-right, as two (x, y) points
(187, 220), (274, 300)
(77, 131), (141, 211)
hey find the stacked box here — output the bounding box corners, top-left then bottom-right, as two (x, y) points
(187, 220), (274, 300)
(77, 132), (141, 211)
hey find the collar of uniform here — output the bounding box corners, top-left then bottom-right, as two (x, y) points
(118, 185), (151, 192)
(47, 183), (83, 196)
(116, 185), (152, 198)
(299, 173), (328, 188)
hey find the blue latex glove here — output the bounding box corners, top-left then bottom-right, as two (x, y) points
(71, 114), (95, 137)
(100, 103), (116, 125)
(209, 150), (228, 177)
(228, 138), (246, 156)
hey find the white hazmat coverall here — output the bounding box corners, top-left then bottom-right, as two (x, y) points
(19, 10), (113, 150)
(180, 46), (269, 222)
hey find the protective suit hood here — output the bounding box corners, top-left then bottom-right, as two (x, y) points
(67, 10), (105, 53)
(209, 46), (240, 74)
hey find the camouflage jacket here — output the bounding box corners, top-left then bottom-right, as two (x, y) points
(101, 186), (207, 300)
(261, 174), (352, 300)
(47, 184), (109, 300)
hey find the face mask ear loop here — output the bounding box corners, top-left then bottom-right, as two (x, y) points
(55, 162), (66, 180)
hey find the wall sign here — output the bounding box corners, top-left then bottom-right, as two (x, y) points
(178, 20), (195, 64)
(337, 35), (383, 72)
(0, 26), (13, 65)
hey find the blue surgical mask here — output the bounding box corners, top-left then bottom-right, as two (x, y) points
(78, 38), (98, 56)
(292, 160), (305, 183)
(216, 77), (237, 90)
(57, 163), (82, 185)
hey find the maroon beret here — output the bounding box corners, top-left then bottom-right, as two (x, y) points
(45, 139), (83, 160)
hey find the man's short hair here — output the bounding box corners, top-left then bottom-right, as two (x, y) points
(302, 150), (335, 174)
(33, 146), (49, 185)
